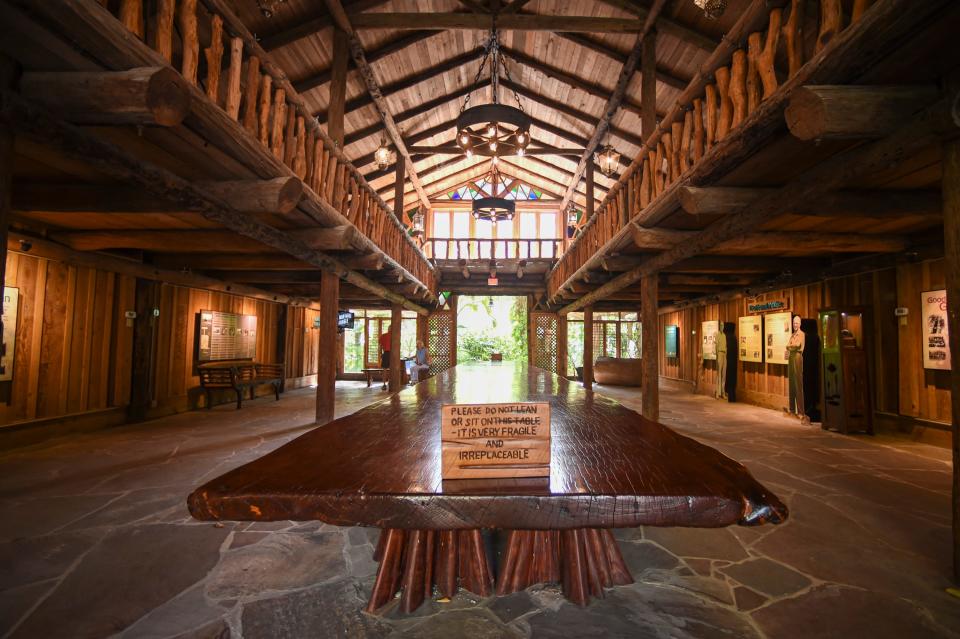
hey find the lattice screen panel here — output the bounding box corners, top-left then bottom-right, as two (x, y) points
(427, 310), (455, 376)
(530, 312), (558, 373)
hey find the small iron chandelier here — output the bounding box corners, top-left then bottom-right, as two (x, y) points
(472, 161), (515, 223)
(595, 141), (620, 177)
(374, 137), (392, 171)
(693, 0), (727, 19)
(456, 27), (532, 159)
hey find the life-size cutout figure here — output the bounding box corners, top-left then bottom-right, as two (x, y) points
(785, 314), (810, 424)
(716, 321), (727, 399)
(724, 322), (737, 402)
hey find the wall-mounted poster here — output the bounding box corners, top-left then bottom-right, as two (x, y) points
(701, 320), (719, 361)
(764, 311), (792, 365)
(664, 324), (679, 359)
(1, 287), (18, 381)
(738, 315), (763, 363)
(198, 310), (258, 361)
(922, 289), (950, 370)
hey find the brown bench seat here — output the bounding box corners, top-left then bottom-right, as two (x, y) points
(198, 361), (283, 409)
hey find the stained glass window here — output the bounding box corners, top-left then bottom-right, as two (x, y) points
(440, 177), (552, 201)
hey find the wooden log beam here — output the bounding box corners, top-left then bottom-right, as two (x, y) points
(316, 269), (339, 424)
(19, 67), (191, 126)
(259, 0), (391, 51)
(679, 186), (943, 218)
(324, 0), (429, 210)
(595, 0), (719, 51)
(14, 178), (303, 214)
(785, 85), (942, 140)
(0, 90), (429, 314)
(7, 232), (319, 307)
(583, 306), (594, 390)
(351, 13), (651, 32)
(640, 273), (658, 421)
(557, 96), (954, 314)
(405, 144), (582, 157)
(558, 0), (667, 214)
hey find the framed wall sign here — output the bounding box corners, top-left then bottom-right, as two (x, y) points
(738, 315), (763, 363)
(197, 310), (258, 361)
(764, 311), (792, 365)
(0, 287), (19, 382)
(664, 324), (679, 359)
(747, 296), (791, 314)
(701, 320), (719, 361)
(922, 289), (950, 370)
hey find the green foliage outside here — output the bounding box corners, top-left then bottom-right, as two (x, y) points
(456, 296), (527, 363)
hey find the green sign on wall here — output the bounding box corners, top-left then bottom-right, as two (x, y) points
(664, 324), (679, 359)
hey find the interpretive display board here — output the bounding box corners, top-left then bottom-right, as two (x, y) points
(701, 320), (719, 361)
(764, 311), (792, 365)
(441, 402), (550, 479)
(664, 325), (679, 359)
(197, 310), (258, 361)
(738, 315), (763, 363)
(0, 287), (18, 382)
(922, 290), (950, 370)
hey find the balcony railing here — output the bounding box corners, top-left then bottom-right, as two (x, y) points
(91, 0), (435, 293)
(424, 238), (562, 261)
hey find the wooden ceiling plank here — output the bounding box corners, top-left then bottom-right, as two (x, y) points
(558, 1), (668, 214)
(322, 0), (430, 210)
(595, 0), (719, 51)
(554, 32), (688, 91)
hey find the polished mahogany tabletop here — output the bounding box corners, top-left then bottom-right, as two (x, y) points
(188, 362), (787, 530)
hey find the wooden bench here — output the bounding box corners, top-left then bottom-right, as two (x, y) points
(198, 361), (283, 409)
(362, 367), (388, 389)
(189, 362), (787, 613)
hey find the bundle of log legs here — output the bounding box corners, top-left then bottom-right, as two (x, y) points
(367, 527), (633, 613)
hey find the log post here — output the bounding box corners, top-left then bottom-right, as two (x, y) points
(224, 37), (243, 120)
(19, 68), (192, 126)
(641, 29), (657, 140)
(557, 313), (568, 378)
(155, 0), (175, 62)
(394, 157), (405, 221)
(583, 306), (594, 390)
(389, 303), (402, 392)
(127, 278), (159, 421)
(241, 56), (261, 134)
(179, 0), (199, 85)
(783, 0), (804, 78)
(328, 28), (349, 145)
(316, 270), (340, 424)
(204, 15), (224, 102)
(944, 90), (960, 581)
(641, 274), (659, 421)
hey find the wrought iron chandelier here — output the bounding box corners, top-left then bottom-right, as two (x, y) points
(456, 27), (532, 159)
(472, 160), (515, 223)
(693, 0), (727, 19)
(595, 140), (621, 177)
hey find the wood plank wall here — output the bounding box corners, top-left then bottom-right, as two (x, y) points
(658, 259), (950, 426)
(285, 306), (321, 387)
(1, 251), (135, 425)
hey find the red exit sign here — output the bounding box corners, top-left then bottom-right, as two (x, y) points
(487, 277), (499, 286)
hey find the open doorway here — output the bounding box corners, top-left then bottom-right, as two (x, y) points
(456, 296), (527, 363)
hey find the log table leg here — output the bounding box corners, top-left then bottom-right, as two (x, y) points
(365, 528), (493, 614)
(496, 528), (632, 606)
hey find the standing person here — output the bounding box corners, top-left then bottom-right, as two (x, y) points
(715, 322), (727, 399)
(379, 330), (391, 369)
(410, 340), (430, 384)
(786, 314), (808, 423)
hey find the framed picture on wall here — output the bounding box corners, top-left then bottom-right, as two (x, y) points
(664, 324), (679, 359)
(0, 287), (18, 382)
(922, 290), (950, 370)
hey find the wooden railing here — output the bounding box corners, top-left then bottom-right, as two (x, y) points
(548, 0), (876, 299)
(97, 0), (435, 293)
(424, 238), (561, 261)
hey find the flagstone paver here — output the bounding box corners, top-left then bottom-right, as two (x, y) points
(1, 379), (958, 638)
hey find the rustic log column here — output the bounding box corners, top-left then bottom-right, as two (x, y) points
(394, 157), (405, 221)
(945, 107), (960, 580)
(128, 278), (160, 421)
(328, 28), (349, 145)
(641, 28), (657, 140)
(0, 59), (13, 315)
(416, 312), (428, 348)
(389, 303), (402, 392)
(557, 313), (568, 378)
(641, 274), (659, 421)
(585, 161), (595, 221)
(583, 306), (594, 390)
(316, 270), (340, 424)
(449, 294), (459, 367)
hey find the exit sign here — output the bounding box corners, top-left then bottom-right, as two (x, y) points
(487, 277), (499, 286)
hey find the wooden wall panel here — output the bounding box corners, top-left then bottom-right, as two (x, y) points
(284, 306), (320, 383)
(1, 252), (135, 426)
(662, 260), (950, 426)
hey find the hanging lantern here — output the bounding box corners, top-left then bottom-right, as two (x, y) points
(455, 28), (532, 158)
(374, 138), (392, 171)
(411, 210), (425, 236)
(693, 0), (727, 19)
(594, 144), (620, 178)
(566, 203), (579, 227)
(471, 160), (515, 223)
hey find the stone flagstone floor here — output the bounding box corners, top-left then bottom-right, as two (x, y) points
(1, 379), (958, 638)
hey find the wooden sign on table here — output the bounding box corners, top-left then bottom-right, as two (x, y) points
(441, 402), (550, 479)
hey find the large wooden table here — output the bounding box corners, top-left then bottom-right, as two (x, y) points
(188, 362), (786, 613)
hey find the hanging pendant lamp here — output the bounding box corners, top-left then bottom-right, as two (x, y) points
(472, 160), (515, 223)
